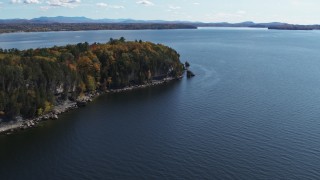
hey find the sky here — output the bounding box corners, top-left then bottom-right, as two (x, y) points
(0, 0), (319, 24)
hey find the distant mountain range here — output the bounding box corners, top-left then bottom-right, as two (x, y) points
(0, 16), (288, 26)
(191, 21), (290, 28)
(0, 16), (319, 30)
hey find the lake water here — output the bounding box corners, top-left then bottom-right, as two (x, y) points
(1, 28), (320, 179)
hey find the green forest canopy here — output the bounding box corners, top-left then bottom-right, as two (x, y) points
(0, 38), (184, 120)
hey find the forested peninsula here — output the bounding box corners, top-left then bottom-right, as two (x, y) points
(0, 38), (184, 129)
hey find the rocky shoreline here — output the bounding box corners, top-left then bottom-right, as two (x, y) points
(0, 76), (181, 135)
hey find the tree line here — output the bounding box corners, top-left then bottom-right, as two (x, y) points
(0, 23), (197, 34)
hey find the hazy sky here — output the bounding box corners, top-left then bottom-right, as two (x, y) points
(0, 0), (319, 24)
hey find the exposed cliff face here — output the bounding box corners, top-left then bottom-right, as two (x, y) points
(0, 39), (184, 120)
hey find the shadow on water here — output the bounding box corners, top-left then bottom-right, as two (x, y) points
(0, 80), (184, 175)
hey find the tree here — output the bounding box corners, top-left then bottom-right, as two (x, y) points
(119, 37), (126, 42)
(185, 61), (190, 68)
(86, 75), (96, 91)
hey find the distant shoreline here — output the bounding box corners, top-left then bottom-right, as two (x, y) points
(1, 24), (318, 35)
(0, 23), (197, 34)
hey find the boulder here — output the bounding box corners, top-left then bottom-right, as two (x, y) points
(187, 70), (195, 78)
(76, 101), (87, 107)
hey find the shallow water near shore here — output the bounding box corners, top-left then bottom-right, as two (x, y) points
(1, 28), (320, 179)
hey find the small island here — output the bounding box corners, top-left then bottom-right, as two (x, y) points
(0, 38), (185, 134)
(184, 61), (195, 78)
(268, 24), (319, 30)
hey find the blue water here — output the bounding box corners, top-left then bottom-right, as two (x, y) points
(1, 28), (320, 179)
